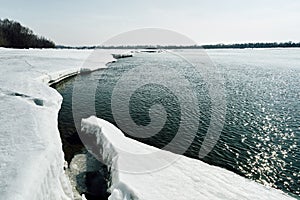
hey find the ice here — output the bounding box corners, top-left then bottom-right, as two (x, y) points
(81, 116), (296, 200)
(0, 48), (116, 200)
(66, 152), (108, 199)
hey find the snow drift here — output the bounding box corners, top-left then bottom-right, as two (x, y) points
(81, 116), (295, 200)
(0, 48), (117, 200)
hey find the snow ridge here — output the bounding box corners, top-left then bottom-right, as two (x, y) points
(0, 48), (116, 200)
(81, 117), (139, 200)
(81, 116), (296, 200)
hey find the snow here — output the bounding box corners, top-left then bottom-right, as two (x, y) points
(0, 48), (116, 200)
(81, 116), (296, 200)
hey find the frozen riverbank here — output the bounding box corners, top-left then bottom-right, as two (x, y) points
(0, 48), (116, 200)
(82, 116), (295, 200)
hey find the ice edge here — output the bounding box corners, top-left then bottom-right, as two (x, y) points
(0, 49), (117, 200)
(81, 116), (296, 200)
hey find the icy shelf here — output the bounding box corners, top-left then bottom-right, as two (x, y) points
(0, 48), (117, 200)
(81, 116), (296, 200)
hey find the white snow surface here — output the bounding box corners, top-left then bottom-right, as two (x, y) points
(0, 48), (117, 200)
(81, 116), (295, 200)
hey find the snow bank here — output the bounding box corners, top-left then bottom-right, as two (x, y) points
(81, 116), (295, 200)
(0, 48), (117, 200)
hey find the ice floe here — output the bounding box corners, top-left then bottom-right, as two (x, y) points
(81, 116), (295, 200)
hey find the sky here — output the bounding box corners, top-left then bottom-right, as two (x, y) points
(1, 0), (299, 46)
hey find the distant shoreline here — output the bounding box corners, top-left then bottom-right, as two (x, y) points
(55, 42), (300, 50)
(2, 43), (300, 50)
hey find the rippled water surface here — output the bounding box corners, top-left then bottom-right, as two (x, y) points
(55, 49), (300, 198)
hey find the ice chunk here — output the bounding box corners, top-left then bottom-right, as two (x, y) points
(81, 116), (296, 200)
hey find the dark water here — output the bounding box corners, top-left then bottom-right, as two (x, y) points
(54, 49), (300, 198)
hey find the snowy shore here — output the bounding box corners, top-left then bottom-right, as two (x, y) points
(82, 116), (295, 200)
(0, 48), (116, 200)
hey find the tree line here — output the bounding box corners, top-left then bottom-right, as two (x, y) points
(0, 18), (55, 48)
(201, 42), (300, 49)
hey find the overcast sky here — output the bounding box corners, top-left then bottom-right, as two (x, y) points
(1, 0), (299, 46)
